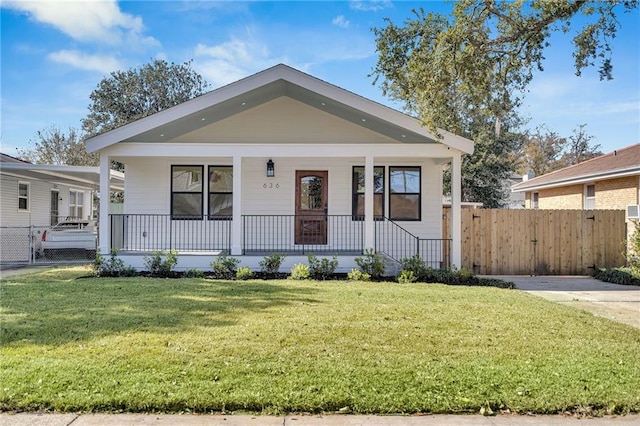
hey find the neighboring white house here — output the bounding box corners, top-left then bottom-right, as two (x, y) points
(0, 153), (125, 226)
(0, 152), (125, 263)
(86, 64), (474, 272)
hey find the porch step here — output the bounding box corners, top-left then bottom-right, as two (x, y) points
(378, 252), (402, 277)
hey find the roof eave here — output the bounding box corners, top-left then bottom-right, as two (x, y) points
(511, 166), (640, 192)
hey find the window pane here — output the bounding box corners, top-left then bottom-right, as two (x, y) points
(77, 192), (84, 205)
(69, 191), (76, 205)
(19, 183), (28, 197)
(209, 167), (233, 192)
(172, 193), (202, 217)
(77, 206), (84, 219)
(209, 194), (233, 217)
(585, 198), (595, 209)
(172, 166), (202, 192)
(353, 167), (384, 194)
(19, 198), (28, 210)
(586, 185), (595, 197)
(390, 167), (420, 193)
(390, 194), (419, 220)
(300, 176), (323, 209)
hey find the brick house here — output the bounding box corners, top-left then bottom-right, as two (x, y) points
(511, 143), (640, 253)
(511, 143), (640, 211)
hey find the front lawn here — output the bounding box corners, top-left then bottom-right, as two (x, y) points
(1, 267), (639, 415)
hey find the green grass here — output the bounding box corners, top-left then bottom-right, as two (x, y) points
(1, 266), (640, 415)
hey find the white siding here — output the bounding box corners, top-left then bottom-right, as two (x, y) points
(1, 174), (93, 226)
(117, 156), (443, 253)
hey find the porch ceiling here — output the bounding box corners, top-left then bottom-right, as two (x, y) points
(123, 80), (435, 145)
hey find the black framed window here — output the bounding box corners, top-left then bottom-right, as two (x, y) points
(352, 166), (384, 220)
(389, 166), (421, 220)
(171, 165), (203, 219)
(209, 166), (233, 219)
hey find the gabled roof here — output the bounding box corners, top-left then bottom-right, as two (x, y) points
(512, 143), (640, 192)
(86, 64), (474, 154)
(0, 156), (125, 191)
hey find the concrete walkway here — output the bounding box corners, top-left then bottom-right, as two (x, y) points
(494, 275), (640, 329)
(1, 413), (639, 425)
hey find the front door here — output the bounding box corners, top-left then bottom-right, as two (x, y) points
(295, 171), (328, 245)
(50, 190), (59, 226)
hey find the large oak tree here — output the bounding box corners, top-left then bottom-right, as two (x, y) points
(372, 0), (636, 206)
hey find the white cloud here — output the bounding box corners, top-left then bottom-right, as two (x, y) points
(332, 15), (350, 29)
(3, 0), (158, 47)
(350, 0), (393, 12)
(47, 50), (123, 74)
(194, 37), (280, 86)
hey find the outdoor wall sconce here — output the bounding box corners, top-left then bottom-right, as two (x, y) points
(266, 159), (275, 177)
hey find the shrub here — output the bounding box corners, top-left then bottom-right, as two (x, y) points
(94, 249), (137, 277)
(400, 254), (428, 280)
(594, 267), (640, 286)
(236, 266), (253, 280)
(354, 249), (385, 279)
(259, 253), (286, 277)
(347, 268), (370, 282)
(289, 263), (310, 280)
(184, 268), (205, 279)
(144, 249), (179, 277)
(307, 254), (338, 280)
(210, 254), (240, 279)
(398, 270), (417, 284)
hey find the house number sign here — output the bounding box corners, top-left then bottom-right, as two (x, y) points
(263, 182), (280, 189)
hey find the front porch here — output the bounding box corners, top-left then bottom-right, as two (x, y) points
(109, 213), (451, 272)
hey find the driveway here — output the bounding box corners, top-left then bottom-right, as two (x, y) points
(494, 275), (640, 329)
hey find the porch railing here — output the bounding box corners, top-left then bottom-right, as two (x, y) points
(242, 215), (363, 254)
(375, 218), (451, 269)
(108, 214), (450, 267)
(110, 214), (231, 252)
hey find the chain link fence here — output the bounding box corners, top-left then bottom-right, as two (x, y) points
(1, 225), (97, 266)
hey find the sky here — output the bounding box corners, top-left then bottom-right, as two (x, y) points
(1, 0), (639, 157)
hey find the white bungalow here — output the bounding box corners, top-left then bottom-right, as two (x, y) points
(86, 64), (473, 272)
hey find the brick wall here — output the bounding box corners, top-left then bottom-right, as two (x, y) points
(595, 176), (638, 209)
(537, 184), (584, 209)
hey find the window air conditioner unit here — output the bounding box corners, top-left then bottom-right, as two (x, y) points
(627, 205), (640, 220)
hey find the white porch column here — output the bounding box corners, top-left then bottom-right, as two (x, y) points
(364, 155), (375, 251)
(231, 155), (243, 255)
(98, 153), (110, 255)
(451, 152), (462, 268)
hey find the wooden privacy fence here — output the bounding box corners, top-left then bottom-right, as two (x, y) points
(443, 209), (626, 275)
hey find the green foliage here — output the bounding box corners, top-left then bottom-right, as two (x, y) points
(236, 266), (253, 281)
(143, 249), (179, 278)
(354, 249), (385, 279)
(82, 59), (210, 138)
(259, 253), (286, 276)
(184, 269), (205, 279)
(307, 254), (339, 280)
(372, 1), (635, 135)
(289, 263), (310, 280)
(397, 270), (417, 284)
(94, 249), (137, 277)
(519, 124), (601, 176)
(16, 125), (97, 166)
(593, 267), (640, 286)
(347, 268), (371, 282)
(400, 254), (429, 279)
(371, 1), (633, 206)
(628, 222), (640, 274)
(210, 254), (240, 280)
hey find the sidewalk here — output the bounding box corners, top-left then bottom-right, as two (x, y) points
(2, 413), (639, 425)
